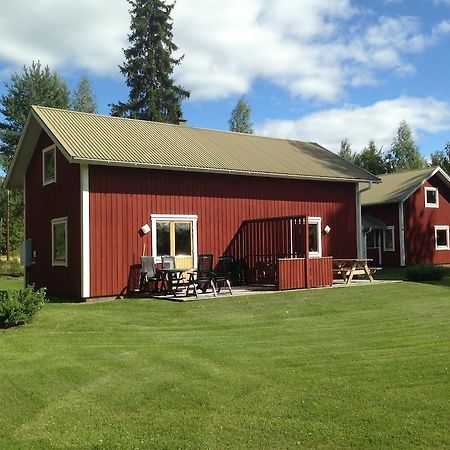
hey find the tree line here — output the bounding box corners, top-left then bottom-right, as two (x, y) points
(338, 121), (450, 175)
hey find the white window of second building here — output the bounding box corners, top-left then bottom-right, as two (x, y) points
(308, 217), (322, 257)
(52, 217), (68, 266)
(383, 226), (395, 252)
(42, 145), (57, 186)
(435, 225), (449, 250)
(425, 187), (439, 208)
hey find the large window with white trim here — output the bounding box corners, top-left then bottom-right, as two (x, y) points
(42, 145), (56, 186)
(435, 225), (449, 250)
(151, 214), (198, 266)
(425, 187), (439, 208)
(308, 217), (322, 257)
(383, 226), (395, 252)
(51, 217), (68, 266)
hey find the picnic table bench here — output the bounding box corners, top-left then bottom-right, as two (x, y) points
(332, 259), (381, 284)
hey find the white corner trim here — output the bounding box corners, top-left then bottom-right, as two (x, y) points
(80, 164), (90, 298)
(355, 184), (362, 258)
(150, 214), (198, 267)
(398, 202), (406, 266)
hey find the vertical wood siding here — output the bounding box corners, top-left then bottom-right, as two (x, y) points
(277, 257), (332, 290)
(309, 257), (333, 287)
(89, 166), (357, 297)
(405, 176), (450, 264)
(26, 132), (81, 297)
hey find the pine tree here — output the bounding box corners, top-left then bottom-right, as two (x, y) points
(338, 138), (354, 162)
(353, 140), (386, 175)
(228, 97), (254, 134)
(385, 120), (427, 172)
(431, 142), (450, 174)
(71, 75), (97, 113)
(0, 61), (70, 167)
(111, 0), (190, 123)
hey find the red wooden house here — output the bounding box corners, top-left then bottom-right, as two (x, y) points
(361, 167), (450, 266)
(6, 106), (378, 299)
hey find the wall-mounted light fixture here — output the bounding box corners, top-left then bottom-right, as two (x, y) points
(139, 224), (151, 256)
(324, 225), (331, 234)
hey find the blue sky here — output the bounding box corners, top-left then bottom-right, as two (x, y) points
(1, 0), (450, 158)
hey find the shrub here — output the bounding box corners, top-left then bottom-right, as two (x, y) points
(406, 264), (445, 282)
(0, 258), (24, 277)
(0, 286), (47, 328)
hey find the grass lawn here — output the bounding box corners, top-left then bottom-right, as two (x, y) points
(0, 276), (24, 291)
(1, 280), (449, 449)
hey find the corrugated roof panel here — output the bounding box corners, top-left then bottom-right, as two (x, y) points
(32, 106), (380, 182)
(360, 167), (436, 204)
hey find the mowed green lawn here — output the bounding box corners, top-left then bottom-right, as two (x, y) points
(1, 278), (449, 449)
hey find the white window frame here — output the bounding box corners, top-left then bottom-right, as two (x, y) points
(383, 226), (395, 252)
(42, 144), (57, 186)
(308, 217), (322, 258)
(425, 187), (439, 208)
(150, 214), (198, 265)
(51, 217), (68, 267)
(435, 225), (449, 251)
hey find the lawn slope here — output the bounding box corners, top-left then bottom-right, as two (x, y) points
(1, 282), (449, 449)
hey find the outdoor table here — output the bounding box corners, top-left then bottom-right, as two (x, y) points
(332, 258), (376, 284)
(158, 268), (191, 296)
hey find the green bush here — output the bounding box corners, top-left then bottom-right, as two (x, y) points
(0, 286), (47, 328)
(0, 258), (24, 277)
(406, 264), (445, 282)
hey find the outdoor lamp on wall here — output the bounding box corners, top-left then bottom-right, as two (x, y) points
(139, 224), (151, 256)
(324, 225), (331, 234)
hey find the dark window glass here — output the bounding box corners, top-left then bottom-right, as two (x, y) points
(436, 229), (448, 247)
(175, 223), (191, 256)
(53, 222), (66, 261)
(426, 189), (437, 205)
(44, 149), (55, 182)
(156, 222), (170, 256)
(309, 223), (319, 253)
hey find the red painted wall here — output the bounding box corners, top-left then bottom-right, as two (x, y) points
(362, 203), (400, 266)
(89, 166), (357, 297)
(405, 176), (450, 264)
(25, 132), (81, 297)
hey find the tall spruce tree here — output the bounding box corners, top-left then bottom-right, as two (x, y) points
(353, 140), (386, 175)
(71, 75), (97, 113)
(338, 138), (354, 162)
(228, 97), (254, 134)
(385, 120), (427, 172)
(0, 61), (70, 166)
(111, 0), (190, 122)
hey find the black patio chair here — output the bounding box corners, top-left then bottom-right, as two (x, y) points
(140, 256), (159, 293)
(186, 254), (217, 298)
(161, 255), (185, 294)
(213, 256), (233, 295)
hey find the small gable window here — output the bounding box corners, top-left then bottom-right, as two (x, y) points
(425, 187), (439, 208)
(435, 226), (449, 251)
(42, 145), (56, 185)
(52, 217), (68, 266)
(383, 226), (395, 252)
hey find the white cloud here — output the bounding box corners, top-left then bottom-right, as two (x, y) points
(255, 97), (450, 153)
(0, 1), (448, 102)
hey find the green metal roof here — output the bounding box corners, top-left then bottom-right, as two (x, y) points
(360, 167), (445, 205)
(6, 106), (380, 188)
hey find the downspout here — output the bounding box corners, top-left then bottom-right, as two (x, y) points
(356, 182), (372, 259)
(399, 202), (406, 267)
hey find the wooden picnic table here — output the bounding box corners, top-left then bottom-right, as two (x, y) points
(332, 258), (380, 284)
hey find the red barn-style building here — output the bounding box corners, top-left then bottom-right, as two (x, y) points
(361, 167), (450, 267)
(6, 106), (378, 299)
